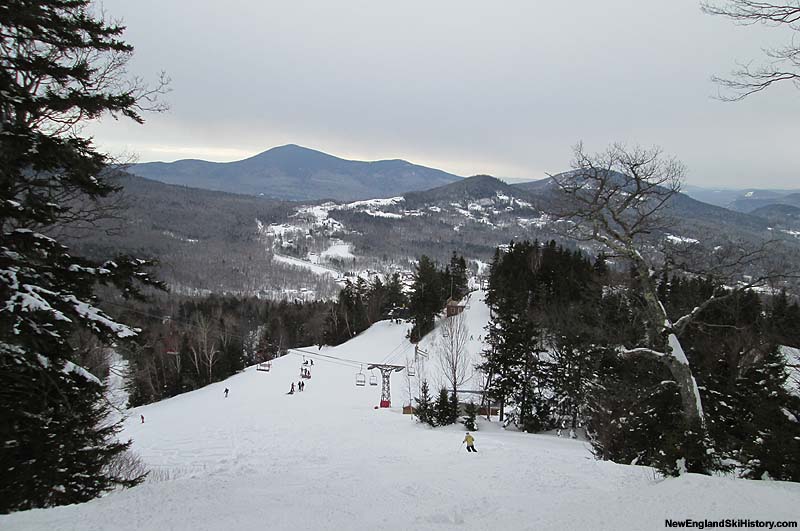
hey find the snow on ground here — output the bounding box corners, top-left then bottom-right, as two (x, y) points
(781, 345), (800, 397)
(339, 197), (404, 209)
(320, 240), (355, 260)
(517, 214), (551, 229)
(404, 290), (491, 401)
(4, 296), (799, 531)
(272, 253), (338, 277)
(363, 210), (403, 218)
(665, 234), (700, 245)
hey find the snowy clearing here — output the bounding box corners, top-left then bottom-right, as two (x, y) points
(272, 253), (338, 277)
(320, 241), (355, 260)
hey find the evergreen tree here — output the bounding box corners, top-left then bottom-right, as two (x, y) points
(434, 387), (454, 426)
(0, 0), (166, 511)
(408, 255), (444, 341)
(352, 277), (369, 331)
(1, 360), (142, 513)
(447, 251), (469, 300)
(769, 291), (800, 347)
(735, 346), (800, 481)
(463, 401), (478, 431)
(449, 390), (460, 425)
(414, 379), (434, 426)
(384, 272), (408, 321)
(366, 276), (386, 323)
(479, 241), (546, 430)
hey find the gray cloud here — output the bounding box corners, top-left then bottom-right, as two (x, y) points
(90, 0), (800, 188)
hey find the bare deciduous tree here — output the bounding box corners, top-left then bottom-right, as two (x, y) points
(437, 313), (470, 394)
(188, 312), (220, 384)
(543, 142), (704, 431)
(544, 142), (799, 440)
(702, 1), (800, 100)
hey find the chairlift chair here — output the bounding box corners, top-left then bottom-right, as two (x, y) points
(256, 361), (271, 372)
(355, 366), (366, 387)
(407, 364), (416, 377)
(369, 371), (378, 386)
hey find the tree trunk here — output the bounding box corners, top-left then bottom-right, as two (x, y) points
(632, 257), (706, 429)
(662, 334), (705, 428)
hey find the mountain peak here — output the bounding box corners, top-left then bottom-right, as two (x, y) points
(243, 144), (341, 164)
(404, 174), (526, 208)
(129, 145), (462, 201)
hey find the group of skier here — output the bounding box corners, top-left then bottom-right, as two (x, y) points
(289, 360), (313, 394)
(219, 358), (482, 453)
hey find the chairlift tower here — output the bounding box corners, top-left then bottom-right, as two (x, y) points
(367, 364), (405, 408)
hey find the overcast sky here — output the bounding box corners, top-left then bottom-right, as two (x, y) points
(89, 0), (800, 188)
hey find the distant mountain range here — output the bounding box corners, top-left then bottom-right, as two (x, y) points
(682, 185), (800, 211)
(129, 144), (799, 216)
(128, 144), (462, 201)
(681, 185), (800, 230)
(406, 173), (772, 239)
(62, 170), (800, 296)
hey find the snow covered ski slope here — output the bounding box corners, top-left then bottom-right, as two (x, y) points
(3, 294), (799, 530)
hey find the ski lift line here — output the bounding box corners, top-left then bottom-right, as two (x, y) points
(288, 348), (362, 366)
(286, 347), (382, 369)
(382, 335), (416, 363)
(286, 352), (355, 370)
(382, 341), (415, 367)
(377, 336), (414, 365)
(378, 339), (404, 361)
(285, 350), (361, 369)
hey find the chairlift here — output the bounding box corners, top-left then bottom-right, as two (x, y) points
(407, 364), (416, 377)
(355, 365), (366, 387)
(369, 371), (378, 386)
(164, 335), (179, 355)
(257, 361), (271, 372)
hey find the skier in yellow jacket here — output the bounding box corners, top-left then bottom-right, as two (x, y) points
(463, 432), (477, 452)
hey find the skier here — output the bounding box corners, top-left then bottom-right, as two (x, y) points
(224, 388), (229, 398)
(463, 432), (477, 452)
(310, 359), (314, 366)
(140, 414), (145, 424)
(289, 382), (295, 394)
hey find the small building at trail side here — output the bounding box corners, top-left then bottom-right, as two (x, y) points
(445, 298), (465, 317)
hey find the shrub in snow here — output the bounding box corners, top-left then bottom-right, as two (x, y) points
(462, 402), (477, 431)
